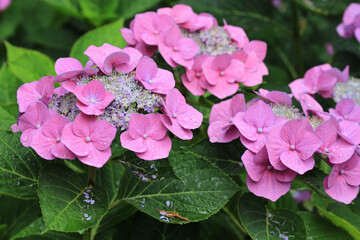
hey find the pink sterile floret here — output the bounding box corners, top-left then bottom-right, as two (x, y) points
(120, 113), (172, 160)
(299, 94), (328, 119)
(337, 3), (360, 42)
(133, 12), (175, 46)
(233, 100), (287, 153)
(254, 88), (293, 106)
(266, 118), (322, 174)
(315, 118), (356, 164)
(223, 21), (249, 48)
(242, 147), (297, 202)
(31, 112), (76, 160)
(202, 53), (244, 99)
(157, 4), (195, 25)
(84, 44), (142, 75)
(54, 57), (98, 86)
(17, 102), (56, 147)
(135, 56), (175, 94)
(71, 80), (114, 116)
(61, 113), (116, 168)
(0, 0), (11, 11)
(329, 98), (360, 123)
(208, 94), (246, 143)
(324, 152), (360, 204)
(161, 88), (203, 140)
(338, 120), (360, 146)
(158, 25), (199, 69)
(17, 76), (54, 112)
(181, 55), (209, 96)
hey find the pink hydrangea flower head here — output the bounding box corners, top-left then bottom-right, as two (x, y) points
(120, 27), (158, 57)
(266, 118), (322, 174)
(202, 53), (244, 99)
(337, 3), (360, 41)
(17, 76), (54, 112)
(208, 94), (246, 143)
(135, 56), (175, 94)
(160, 88), (203, 140)
(158, 25), (199, 69)
(84, 44), (142, 75)
(54, 57), (99, 84)
(233, 100), (287, 153)
(329, 98), (360, 122)
(71, 80), (115, 116)
(315, 117), (356, 164)
(242, 147), (297, 201)
(304, 64), (338, 98)
(181, 54), (209, 96)
(223, 20), (249, 48)
(157, 4), (195, 25)
(18, 102), (56, 147)
(255, 88), (293, 106)
(61, 113), (116, 168)
(31, 112), (76, 160)
(133, 12), (176, 46)
(120, 113), (172, 160)
(0, 0), (11, 11)
(324, 152), (360, 204)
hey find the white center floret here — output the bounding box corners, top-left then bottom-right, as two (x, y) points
(56, 137), (61, 143)
(257, 128), (263, 133)
(267, 165), (273, 170)
(220, 71), (225, 76)
(85, 137), (91, 142)
(143, 134), (148, 139)
(290, 145), (295, 150)
(35, 124), (40, 129)
(173, 113), (177, 118)
(38, 95), (42, 100)
(90, 98), (96, 103)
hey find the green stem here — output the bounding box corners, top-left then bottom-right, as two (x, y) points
(87, 166), (97, 187)
(222, 206), (248, 235)
(291, 0), (304, 75)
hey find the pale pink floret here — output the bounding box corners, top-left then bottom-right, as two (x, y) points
(157, 4), (195, 25)
(181, 12), (217, 32)
(181, 55), (209, 96)
(17, 102), (56, 147)
(120, 27), (158, 57)
(158, 25), (199, 69)
(160, 88), (203, 140)
(208, 94), (246, 143)
(233, 100), (287, 153)
(31, 113), (76, 160)
(202, 53), (244, 99)
(255, 88), (292, 106)
(337, 3), (360, 42)
(71, 80), (114, 116)
(266, 118), (322, 174)
(61, 113), (116, 168)
(223, 21), (249, 48)
(54, 57), (98, 85)
(0, 0), (11, 11)
(324, 152), (360, 204)
(329, 98), (360, 123)
(315, 118), (356, 164)
(84, 44), (142, 75)
(133, 12), (175, 46)
(17, 76), (54, 112)
(242, 147), (297, 202)
(135, 56), (175, 94)
(120, 114), (171, 160)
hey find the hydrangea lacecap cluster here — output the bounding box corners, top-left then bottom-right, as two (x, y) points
(12, 44), (203, 167)
(209, 63), (360, 204)
(120, 4), (268, 99)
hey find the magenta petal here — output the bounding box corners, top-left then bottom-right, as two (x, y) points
(78, 144), (111, 168)
(208, 121), (240, 143)
(136, 56), (158, 82)
(324, 176), (359, 204)
(55, 57), (83, 74)
(246, 174), (291, 202)
(51, 142), (76, 160)
(103, 52), (130, 74)
(136, 136), (172, 160)
(120, 131), (148, 153)
(61, 123), (90, 156)
(280, 151), (314, 174)
(90, 120), (116, 151)
(241, 150), (265, 182)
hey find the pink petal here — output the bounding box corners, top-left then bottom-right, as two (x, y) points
(335, 98), (354, 117)
(273, 168), (297, 183)
(76, 101), (104, 116)
(103, 52), (130, 74)
(280, 151), (314, 175)
(128, 114), (150, 139)
(339, 120), (360, 145)
(78, 144), (111, 168)
(164, 25), (182, 47)
(61, 122), (90, 156)
(72, 113), (95, 138)
(17, 81), (40, 113)
(160, 115), (193, 140)
(181, 73), (207, 96)
(31, 131), (56, 160)
(120, 47), (143, 73)
(158, 42), (178, 68)
(51, 142), (76, 160)
(146, 114), (168, 140)
(177, 105), (203, 129)
(178, 38), (199, 60)
(21, 129), (36, 147)
(288, 79), (313, 100)
(36, 76), (54, 104)
(246, 174), (291, 202)
(224, 59), (244, 83)
(343, 154), (360, 186)
(295, 131), (322, 160)
(233, 112), (257, 141)
(136, 136), (172, 160)
(171, 4), (194, 24)
(90, 120), (116, 151)
(207, 78), (239, 99)
(136, 56), (158, 82)
(315, 120), (337, 148)
(241, 150), (266, 181)
(244, 100), (275, 128)
(120, 28), (137, 45)
(212, 54), (232, 71)
(328, 138), (356, 164)
(145, 69), (175, 94)
(245, 40), (267, 61)
(55, 57), (83, 75)
(82, 80), (106, 101)
(18, 102), (51, 131)
(207, 121), (240, 143)
(223, 24), (249, 48)
(240, 134), (267, 153)
(280, 118), (313, 146)
(164, 88), (186, 115)
(120, 131), (148, 153)
(324, 176), (359, 204)
(229, 94), (247, 116)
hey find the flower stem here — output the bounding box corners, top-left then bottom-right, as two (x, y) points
(87, 166), (97, 187)
(222, 206), (248, 235)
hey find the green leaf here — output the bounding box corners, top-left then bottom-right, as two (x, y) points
(238, 193), (306, 240)
(38, 164), (109, 232)
(5, 42), (55, 83)
(0, 196), (40, 240)
(0, 132), (43, 199)
(118, 150), (240, 223)
(297, 211), (353, 240)
(294, 0), (353, 15)
(182, 139), (246, 176)
(0, 107), (17, 131)
(116, 0), (161, 20)
(41, 0), (81, 17)
(312, 193), (360, 239)
(70, 18), (126, 65)
(79, 0), (118, 26)
(0, 64), (22, 105)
